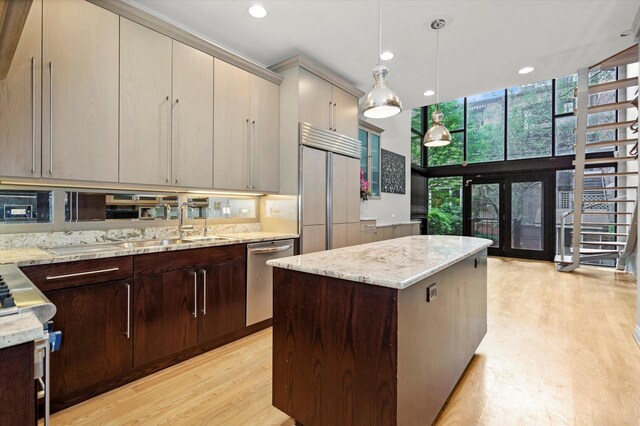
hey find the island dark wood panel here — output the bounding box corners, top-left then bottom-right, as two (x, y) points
(271, 248), (488, 426)
(272, 268), (398, 426)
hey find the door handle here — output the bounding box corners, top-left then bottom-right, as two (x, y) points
(333, 102), (337, 132)
(245, 118), (250, 189)
(192, 271), (198, 318)
(201, 269), (207, 315)
(166, 95), (171, 183)
(251, 120), (256, 189)
(329, 101), (333, 130)
(125, 283), (131, 338)
(48, 61), (53, 175)
(31, 56), (36, 174)
(174, 98), (180, 184)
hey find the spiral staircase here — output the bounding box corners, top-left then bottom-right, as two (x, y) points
(555, 45), (639, 272)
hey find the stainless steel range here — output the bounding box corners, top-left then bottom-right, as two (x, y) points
(0, 264), (57, 426)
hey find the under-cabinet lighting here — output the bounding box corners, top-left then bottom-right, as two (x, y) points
(423, 90), (435, 97)
(187, 190), (264, 197)
(518, 66), (535, 74)
(0, 181), (265, 197)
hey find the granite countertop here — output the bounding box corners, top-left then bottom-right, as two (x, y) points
(0, 232), (299, 267)
(267, 235), (492, 290)
(375, 220), (421, 227)
(0, 312), (44, 349)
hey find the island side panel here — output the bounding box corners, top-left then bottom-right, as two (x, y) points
(272, 268), (398, 426)
(397, 249), (488, 426)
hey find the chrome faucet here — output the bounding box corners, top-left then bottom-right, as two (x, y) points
(157, 203), (172, 220)
(179, 202), (195, 239)
(203, 207), (212, 237)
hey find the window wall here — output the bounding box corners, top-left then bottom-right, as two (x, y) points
(412, 68), (619, 169)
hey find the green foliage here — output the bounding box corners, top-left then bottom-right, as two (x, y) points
(428, 177), (462, 235)
(427, 208), (452, 235)
(411, 134), (422, 165)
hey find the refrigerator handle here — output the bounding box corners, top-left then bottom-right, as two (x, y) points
(326, 151), (333, 250)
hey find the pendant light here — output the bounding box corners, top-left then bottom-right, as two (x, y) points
(362, 0), (402, 119)
(424, 19), (451, 147)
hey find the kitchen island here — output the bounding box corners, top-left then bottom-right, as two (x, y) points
(267, 235), (492, 426)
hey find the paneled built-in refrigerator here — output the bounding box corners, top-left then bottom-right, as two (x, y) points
(299, 122), (361, 254)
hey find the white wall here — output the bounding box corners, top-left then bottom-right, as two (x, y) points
(359, 110), (412, 224)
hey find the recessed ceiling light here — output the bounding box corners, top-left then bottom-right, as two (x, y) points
(248, 4), (267, 18)
(518, 66), (534, 74)
(423, 90), (435, 97)
(380, 51), (394, 61)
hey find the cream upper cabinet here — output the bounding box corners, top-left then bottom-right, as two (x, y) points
(119, 18), (173, 186)
(250, 75), (280, 193)
(42, 0), (119, 182)
(214, 58), (251, 191)
(332, 86), (359, 140)
(214, 58), (280, 192)
(299, 68), (332, 132)
(298, 68), (358, 139)
(0, 0), (41, 178)
(172, 40), (214, 189)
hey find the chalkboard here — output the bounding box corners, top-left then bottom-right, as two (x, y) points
(381, 149), (405, 194)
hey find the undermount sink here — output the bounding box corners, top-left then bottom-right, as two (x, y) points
(182, 236), (237, 242)
(117, 238), (188, 249)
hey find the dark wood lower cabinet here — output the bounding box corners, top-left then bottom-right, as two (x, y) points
(198, 259), (246, 343)
(0, 342), (35, 426)
(133, 270), (198, 367)
(20, 240), (292, 414)
(44, 280), (133, 399)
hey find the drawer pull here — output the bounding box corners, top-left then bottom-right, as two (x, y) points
(45, 267), (120, 281)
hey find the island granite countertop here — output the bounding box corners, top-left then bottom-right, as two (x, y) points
(267, 235), (492, 290)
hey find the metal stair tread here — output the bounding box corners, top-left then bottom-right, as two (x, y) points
(588, 77), (637, 94)
(580, 231), (627, 236)
(585, 120), (635, 132)
(581, 100), (634, 115)
(579, 241), (626, 246)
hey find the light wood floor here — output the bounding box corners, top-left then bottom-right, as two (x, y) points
(49, 258), (640, 425)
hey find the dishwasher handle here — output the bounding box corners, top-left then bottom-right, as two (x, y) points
(249, 245), (293, 255)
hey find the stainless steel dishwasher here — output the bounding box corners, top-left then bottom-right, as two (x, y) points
(246, 239), (294, 326)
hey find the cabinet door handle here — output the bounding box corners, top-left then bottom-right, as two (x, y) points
(251, 120), (256, 189)
(174, 98), (180, 184)
(245, 118), (250, 189)
(329, 101), (333, 130)
(125, 283), (131, 338)
(333, 102), (337, 132)
(45, 267), (120, 280)
(31, 57), (36, 174)
(48, 61), (53, 175)
(201, 269), (207, 315)
(166, 95), (171, 183)
(192, 271), (198, 318)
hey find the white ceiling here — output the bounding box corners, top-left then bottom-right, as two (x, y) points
(127, 0), (639, 109)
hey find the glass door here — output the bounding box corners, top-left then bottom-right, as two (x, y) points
(463, 174), (553, 260)
(463, 179), (504, 255)
(509, 179), (545, 257)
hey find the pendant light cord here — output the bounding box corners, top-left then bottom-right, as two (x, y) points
(378, 0), (382, 65)
(435, 27), (440, 108)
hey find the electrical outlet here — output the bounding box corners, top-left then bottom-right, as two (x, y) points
(426, 283), (437, 302)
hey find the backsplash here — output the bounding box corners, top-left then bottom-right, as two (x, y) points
(0, 223), (262, 249)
